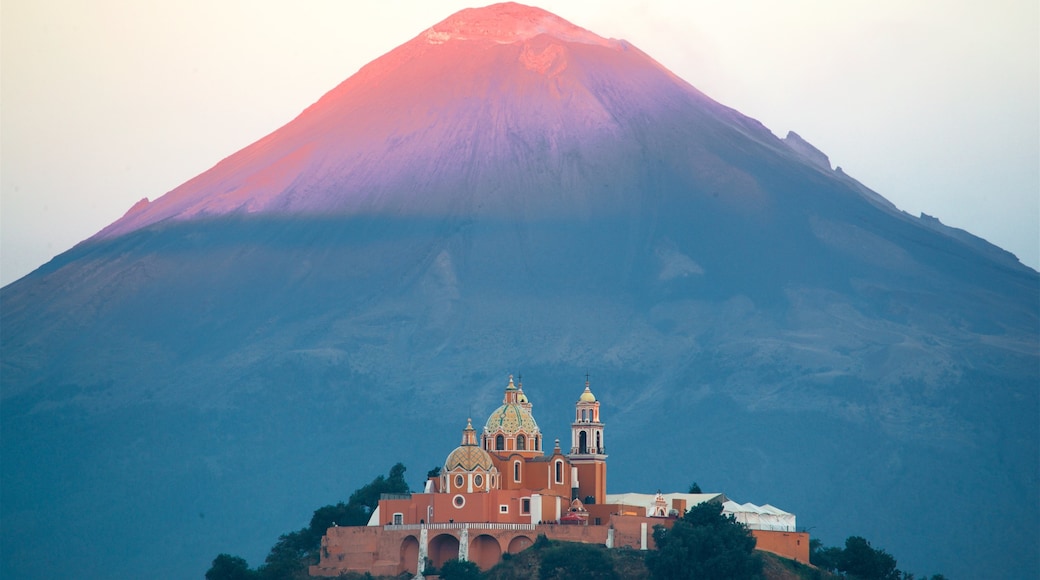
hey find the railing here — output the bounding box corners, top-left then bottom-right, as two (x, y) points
(380, 493), (413, 500)
(385, 522), (537, 531)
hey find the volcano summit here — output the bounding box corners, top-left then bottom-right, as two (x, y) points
(2, 4), (1037, 579)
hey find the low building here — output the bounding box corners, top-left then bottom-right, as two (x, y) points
(310, 377), (808, 577)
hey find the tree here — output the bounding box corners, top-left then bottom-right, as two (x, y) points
(646, 500), (762, 580)
(687, 482), (702, 494)
(206, 554), (256, 580)
(439, 558), (483, 580)
(838, 536), (900, 580)
(539, 542), (617, 580)
(209, 464), (412, 580)
(257, 530), (311, 580)
(342, 462), (409, 523)
(810, 538), (842, 572)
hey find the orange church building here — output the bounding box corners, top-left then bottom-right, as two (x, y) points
(310, 376), (808, 577)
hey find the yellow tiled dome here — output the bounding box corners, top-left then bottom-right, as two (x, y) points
(444, 444), (495, 472)
(484, 402), (540, 435)
(579, 385), (596, 402)
(484, 375), (541, 436)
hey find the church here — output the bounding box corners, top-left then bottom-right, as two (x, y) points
(311, 376), (808, 577)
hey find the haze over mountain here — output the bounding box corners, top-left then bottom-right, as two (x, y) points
(2, 3), (1036, 579)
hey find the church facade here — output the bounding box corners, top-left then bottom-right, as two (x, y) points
(310, 377), (808, 577)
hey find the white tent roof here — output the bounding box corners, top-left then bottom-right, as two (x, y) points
(722, 499), (796, 531)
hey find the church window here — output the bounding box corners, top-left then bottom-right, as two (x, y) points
(454, 474), (464, 488)
(453, 495), (465, 508)
(517, 435), (526, 450)
(393, 513), (403, 525)
(521, 498), (531, 514)
(474, 474), (484, 487)
(554, 460), (563, 484)
(496, 435), (505, 451)
(596, 431), (601, 452)
(500, 504), (509, 513)
(514, 461), (521, 482)
(579, 431), (588, 454)
(582, 409), (587, 421)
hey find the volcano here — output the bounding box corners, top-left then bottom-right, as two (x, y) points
(2, 3), (1037, 579)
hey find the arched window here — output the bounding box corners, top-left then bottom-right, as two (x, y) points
(496, 434), (505, 451)
(517, 435), (526, 450)
(514, 461), (521, 482)
(554, 460), (563, 484)
(579, 431), (588, 454)
(596, 431), (602, 452)
(582, 409), (587, 421)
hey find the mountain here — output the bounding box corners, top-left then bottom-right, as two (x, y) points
(2, 3), (1036, 578)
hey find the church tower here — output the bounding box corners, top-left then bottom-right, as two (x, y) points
(567, 377), (607, 505)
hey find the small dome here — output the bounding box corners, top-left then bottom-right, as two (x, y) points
(517, 391), (529, 404)
(444, 444), (495, 472)
(579, 385), (596, 403)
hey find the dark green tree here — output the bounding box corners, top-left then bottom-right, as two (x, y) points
(257, 530), (311, 580)
(211, 464), (412, 579)
(206, 554), (256, 580)
(809, 538), (843, 572)
(838, 536), (900, 580)
(646, 500), (762, 580)
(427, 466), (442, 479)
(687, 482), (702, 494)
(439, 558), (483, 580)
(342, 462), (409, 524)
(538, 542), (617, 580)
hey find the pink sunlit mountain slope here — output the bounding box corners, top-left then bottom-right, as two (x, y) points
(3, 4), (1036, 580)
(97, 3), (803, 240)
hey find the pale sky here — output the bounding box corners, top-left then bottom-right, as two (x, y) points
(2, 0), (1037, 285)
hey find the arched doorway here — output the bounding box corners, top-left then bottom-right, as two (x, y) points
(507, 535), (533, 554)
(429, 533), (460, 569)
(469, 534), (502, 570)
(579, 430), (588, 453)
(399, 535), (419, 575)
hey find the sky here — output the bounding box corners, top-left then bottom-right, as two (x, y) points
(2, 0), (1037, 285)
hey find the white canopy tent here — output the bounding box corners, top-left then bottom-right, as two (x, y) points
(722, 500), (797, 531)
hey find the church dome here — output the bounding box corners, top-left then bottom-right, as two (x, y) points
(444, 444), (495, 472)
(445, 418), (495, 471)
(484, 375), (541, 436)
(579, 384), (596, 402)
(485, 402), (539, 434)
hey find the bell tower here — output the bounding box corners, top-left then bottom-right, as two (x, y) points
(567, 376), (607, 505)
